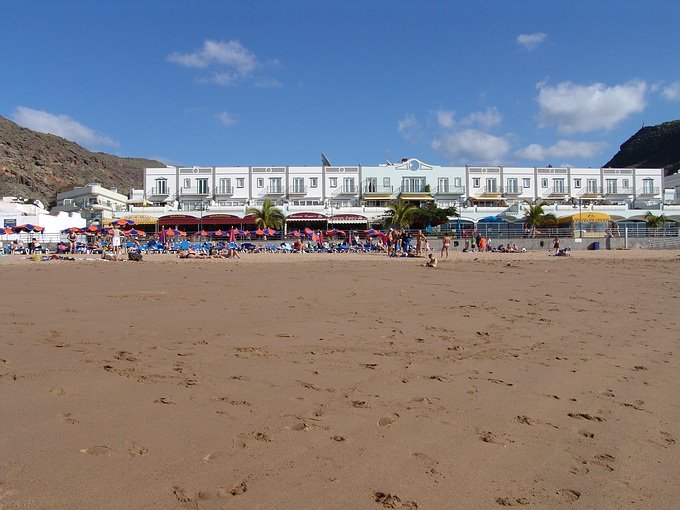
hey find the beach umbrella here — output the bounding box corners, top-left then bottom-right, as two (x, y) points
(213, 229), (226, 237)
(123, 229), (146, 237)
(109, 219), (136, 226)
(365, 229), (381, 236)
(478, 216), (506, 223)
(290, 230), (301, 237)
(163, 228), (186, 237)
(262, 228), (277, 236)
(237, 228), (250, 236)
(2, 227), (15, 235)
(325, 229), (346, 237)
(229, 228), (238, 243)
(304, 227), (314, 236)
(62, 227), (84, 234)
(196, 229), (210, 237)
(254, 229), (265, 236)
(83, 225), (102, 233)
(14, 224), (44, 233)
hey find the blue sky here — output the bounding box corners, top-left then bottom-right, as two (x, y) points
(2, 0), (679, 168)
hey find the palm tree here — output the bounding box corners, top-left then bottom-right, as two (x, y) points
(246, 199), (285, 229)
(522, 202), (557, 234)
(644, 211), (667, 237)
(384, 199), (418, 229)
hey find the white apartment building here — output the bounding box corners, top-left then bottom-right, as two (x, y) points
(132, 159), (673, 230)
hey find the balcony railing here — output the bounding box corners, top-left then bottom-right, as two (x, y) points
(471, 186), (502, 197)
(542, 186), (570, 196)
(288, 186), (308, 195)
(501, 186), (522, 196)
(179, 186), (211, 196)
(214, 186), (234, 196)
(363, 185), (394, 195)
(149, 187), (171, 196)
(604, 187), (634, 196)
(433, 185), (466, 195)
(333, 186), (358, 195)
(636, 187), (660, 196)
(263, 186), (285, 195)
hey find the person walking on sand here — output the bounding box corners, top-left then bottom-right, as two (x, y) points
(68, 230), (78, 254)
(416, 230), (426, 256)
(441, 234), (451, 259)
(553, 235), (560, 254)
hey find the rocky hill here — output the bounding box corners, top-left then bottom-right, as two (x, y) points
(604, 119), (680, 176)
(0, 115), (165, 206)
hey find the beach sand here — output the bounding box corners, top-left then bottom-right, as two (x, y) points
(1, 250), (678, 509)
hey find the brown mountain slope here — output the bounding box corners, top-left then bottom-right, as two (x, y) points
(604, 119), (680, 176)
(0, 115), (165, 206)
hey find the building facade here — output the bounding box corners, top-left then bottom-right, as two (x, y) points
(130, 159), (675, 231)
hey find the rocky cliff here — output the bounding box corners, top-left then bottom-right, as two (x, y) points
(0, 115), (164, 206)
(604, 119), (680, 176)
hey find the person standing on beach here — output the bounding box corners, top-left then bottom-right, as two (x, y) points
(553, 236), (560, 254)
(111, 226), (122, 260)
(441, 234), (451, 259)
(68, 231), (78, 254)
(415, 230), (426, 255)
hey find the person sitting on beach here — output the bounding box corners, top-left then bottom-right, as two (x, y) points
(178, 248), (207, 259)
(422, 253), (438, 268)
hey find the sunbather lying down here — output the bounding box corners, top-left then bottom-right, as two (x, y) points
(177, 249), (208, 259)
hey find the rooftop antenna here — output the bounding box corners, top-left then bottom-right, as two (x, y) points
(321, 152), (332, 167)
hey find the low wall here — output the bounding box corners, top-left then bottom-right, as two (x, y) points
(427, 236), (680, 252)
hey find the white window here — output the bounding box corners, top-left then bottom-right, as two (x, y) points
(506, 178), (518, 194)
(269, 178), (282, 193)
(606, 179), (617, 194)
(183, 178), (191, 189)
(329, 177), (338, 188)
(541, 178), (548, 188)
(292, 178), (305, 193)
(438, 178), (449, 192)
(486, 178), (497, 193)
(573, 178), (581, 189)
(453, 177), (462, 188)
(343, 177), (355, 193)
(587, 179), (598, 193)
(472, 177), (480, 188)
(236, 178), (245, 188)
(310, 177), (318, 188)
(622, 179), (629, 189)
(366, 177), (377, 192)
(553, 178), (565, 194)
(219, 178), (231, 193)
(383, 177), (391, 187)
(257, 178), (264, 188)
(154, 178), (167, 195)
(643, 178), (654, 194)
(522, 178), (531, 188)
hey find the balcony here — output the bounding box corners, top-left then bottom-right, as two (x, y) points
(362, 185), (394, 197)
(543, 186), (571, 198)
(179, 186), (211, 196)
(433, 185), (465, 196)
(501, 185), (522, 197)
(471, 186), (502, 198)
(288, 186), (308, 197)
(636, 187), (660, 196)
(214, 186), (234, 197)
(603, 187), (634, 197)
(576, 187), (604, 198)
(333, 186), (358, 196)
(148, 187), (171, 198)
(262, 186), (285, 196)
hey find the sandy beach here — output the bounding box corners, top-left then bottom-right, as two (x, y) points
(1, 250), (678, 509)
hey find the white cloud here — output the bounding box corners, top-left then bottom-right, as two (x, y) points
(516, 140), (607, 161)
(432, 129), (510, 163)
(11, 106), (119, 148)
(215, 111), (237, 126)
(537, 80), (647, 134)
(661, 81), (680, 101)
(460, 107), (502, 129)
(435, 109), (455, 128)
(517, 33), (547, 50)
(397, 114), (420, 141)
(168, 39), (266, 86)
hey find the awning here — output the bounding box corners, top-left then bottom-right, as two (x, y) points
(158, 214), (256, 226)
(557, 212), (611, 224)
(286, 213), (327, 221)
(330, 214), (368, 224)
(118, 215), (158, 225)
(400, 194), (435, 200)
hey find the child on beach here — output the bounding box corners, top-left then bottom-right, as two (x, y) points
(422, 253), (438, 268)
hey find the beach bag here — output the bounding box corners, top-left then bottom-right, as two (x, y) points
(128, 252), (143, 262)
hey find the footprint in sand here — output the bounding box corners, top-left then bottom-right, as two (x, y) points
(49, 387), (66, 395)
(127, 442), (149, 456)
(568, 412), (605, 422)
(495, 496), (530, 506)
(373, 491), (418, 509)
(61, 413), (79, 425)
(555, 489), (581, 502)
(378, 414), (400, 427)
(80, 445), (112, 456)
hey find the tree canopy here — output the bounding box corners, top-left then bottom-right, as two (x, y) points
(245, 199), (285, 229)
